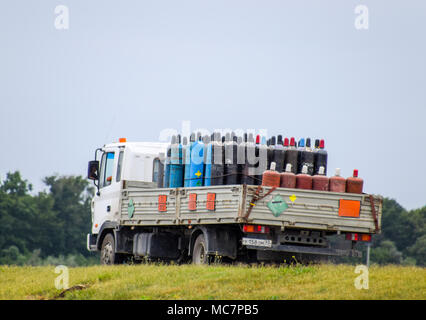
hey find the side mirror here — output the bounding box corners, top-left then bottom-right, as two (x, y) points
(87, 161), (99, 180)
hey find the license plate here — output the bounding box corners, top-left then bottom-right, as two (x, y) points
(242, 237), (272, 248)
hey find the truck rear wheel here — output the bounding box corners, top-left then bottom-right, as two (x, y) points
(100, 233), (124, 265)
(192, 234), (209, 265)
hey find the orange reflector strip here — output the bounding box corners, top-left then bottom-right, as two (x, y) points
(158, 195), (167, 212)
(338, 200), (361, 217)
(206, 193), (216, 211)
(188, 193), (197, 211)
(119, 138), (127, 143)
(361, 234), (371, 242)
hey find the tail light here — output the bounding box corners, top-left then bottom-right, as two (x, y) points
(346, 233), (371, 242)
(243, 224), (270, 234)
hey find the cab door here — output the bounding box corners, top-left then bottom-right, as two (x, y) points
(92, 148), (124, 234)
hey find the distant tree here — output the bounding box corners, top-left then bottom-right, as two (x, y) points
(43, 175), (94, 256)
(379, 199), (425, 260)
(0, 172), (42, 254)
(0, 171), (32, 196)
(0, 171), (94, 263)
(370, 240), (403, 265)
(408, 234), (426, 266)
(0, 246), (27, 265)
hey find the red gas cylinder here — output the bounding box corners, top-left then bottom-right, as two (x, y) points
(296, 165), (313, 190)
(346, 169), (364, 194)
(312, 166), (329, 191)
(329, 168), (346, 192)
(280, 163), (296, 188)
(262, 162), (281, 187)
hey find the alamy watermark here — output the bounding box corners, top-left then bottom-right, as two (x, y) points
(158, 121), (270, 175)
(354, 265), (369, 290)
(54, 5), (69, 30)
(54, 265), (69, 290)
(355, 5), (369, 30)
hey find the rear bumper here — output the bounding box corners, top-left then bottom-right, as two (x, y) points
(86, 233), (98, 252)
(245, 243), (362, 257)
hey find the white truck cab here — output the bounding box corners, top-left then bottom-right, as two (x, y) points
(88, 140), (167, 235)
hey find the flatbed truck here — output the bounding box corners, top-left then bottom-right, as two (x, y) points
(86, 141), (382, 265)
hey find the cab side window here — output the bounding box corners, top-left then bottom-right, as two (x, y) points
(152, 158), (164, 185)
(116, 151), (124, 182)
(99, 152), (115, 188)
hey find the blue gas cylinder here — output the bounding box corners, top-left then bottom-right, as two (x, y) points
(189, 134), (205, 187)
(169, 134), (184, 188)
(184, 133), (195, 187)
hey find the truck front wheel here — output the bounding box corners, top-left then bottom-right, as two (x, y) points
(192, 234), (209, 265)
(100, 233), (123, 265)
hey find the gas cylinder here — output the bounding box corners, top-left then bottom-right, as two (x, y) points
(284, 137), (298, 174)
(211, 132), (224, 186)
(314, 139), (328, 175)
(257, 136), (268, 183)
(203, 135), (213, 186)
(296, 165), (313, 190)
(169, 134), (184, 188)
(224, 133), (239, 185)
(243, 133), (256, 185)
(239, 133), (249, 184)
(253, 135), (262, 185)
(184, 133), (195, 187)
(180, 136), (188, 186)
(280, 163), (296, 189)
(261, 136), (269, 174)
(163, 135), (173, 188)
(329, 168), (346, 192)
(296, 138), (305, 174)
(298, 138), (315, 175)
(346, 169), (364, 194)
(312, 166), (329, 191)
(237, 135), (245, 184)
(261, 162), (281, 187)
(189, 134), (205, 187)
(273, 135), (285, 173)
(267, 136), (275, 171)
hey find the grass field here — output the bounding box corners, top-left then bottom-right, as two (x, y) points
(0, 264), (425, 300)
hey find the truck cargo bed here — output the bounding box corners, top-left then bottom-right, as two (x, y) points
(120, 182), (382, 234)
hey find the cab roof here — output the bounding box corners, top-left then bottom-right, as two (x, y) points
(103, 141), (168, 157)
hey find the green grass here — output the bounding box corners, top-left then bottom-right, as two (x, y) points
(0, 264), (425, 300)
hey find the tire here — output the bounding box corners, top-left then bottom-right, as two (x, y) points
(192, 234), (209, 265)
(100, 233), (124, 265)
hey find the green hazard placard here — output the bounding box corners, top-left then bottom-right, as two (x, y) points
(267, 195), (288, 217)
(128, 198), (135, 218)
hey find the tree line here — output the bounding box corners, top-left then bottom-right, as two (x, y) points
(0, 171), (424, 266)
(0, 171), (97, 266)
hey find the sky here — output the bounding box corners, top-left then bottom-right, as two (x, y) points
(0, 0), (425, 210)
